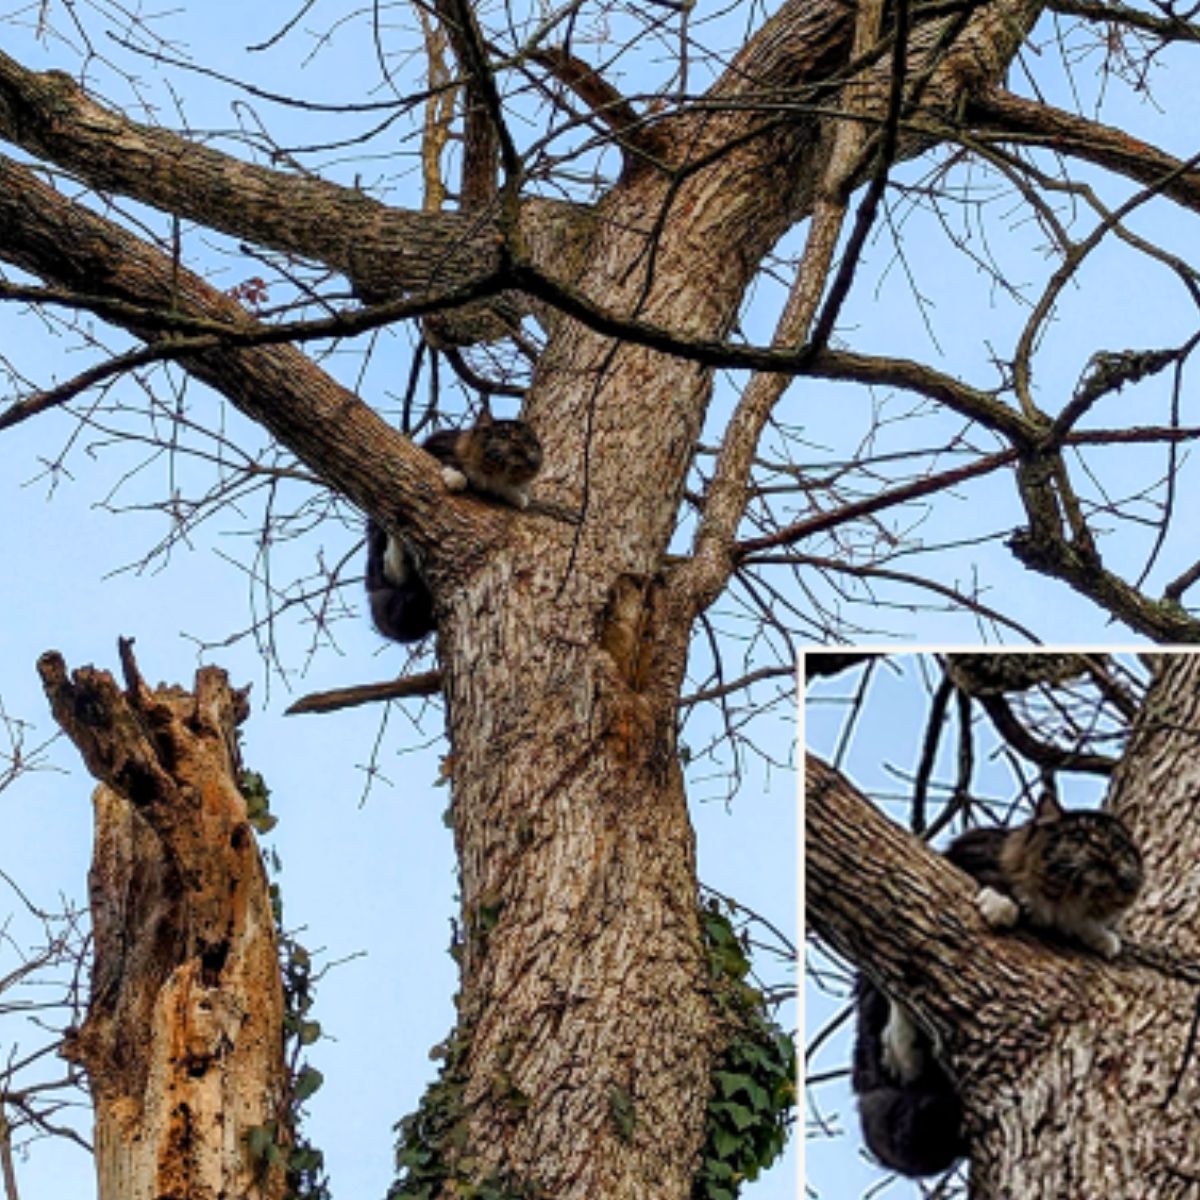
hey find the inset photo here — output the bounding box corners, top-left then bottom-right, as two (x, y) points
(804, 651), (1196, 1199)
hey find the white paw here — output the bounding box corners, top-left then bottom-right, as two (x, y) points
(441, 466), (468, 492)
(1085, 926), (1122, 959)
(976, 886), (1020, 930)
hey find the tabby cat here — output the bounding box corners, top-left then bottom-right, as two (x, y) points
(853, 792), (1143, 1177)
(422, 411), (543, 509)
(365, 414), (543, 643)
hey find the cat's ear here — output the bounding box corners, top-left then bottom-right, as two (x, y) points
(1033, 791), (1064, 823)
(476, 407), (495, 427)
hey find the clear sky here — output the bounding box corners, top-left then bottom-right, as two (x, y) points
(0, 5), (797, 1198)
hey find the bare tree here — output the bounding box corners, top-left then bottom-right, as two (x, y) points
(0, 0), (1194, 1195)
(807, 652), (1200, 1199)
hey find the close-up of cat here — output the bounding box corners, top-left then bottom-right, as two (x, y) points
(365, 412), (543, 643)
(805, 652), (1196, 1200)
(852, 790), (1143, 1178)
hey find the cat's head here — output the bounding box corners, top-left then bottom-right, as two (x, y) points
(1020, 792), (1144, 919)
(470, 413), (543, 484)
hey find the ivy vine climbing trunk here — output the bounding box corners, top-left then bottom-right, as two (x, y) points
(38, 643), (287, 1200)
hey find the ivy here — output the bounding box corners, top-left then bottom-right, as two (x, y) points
(693, 899), (796, 1200)
(239, 770), (332, 1200)
(388, 1024), (539, 1200)
(387, 1027), (472, 1200)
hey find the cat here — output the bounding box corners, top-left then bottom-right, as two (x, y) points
(365, 517), (436, 643)
(422, 411), (543, 510)
(365, 414), (543, 643)
(951, 790), (1143, 958)
(852, 791), (1143, 1177)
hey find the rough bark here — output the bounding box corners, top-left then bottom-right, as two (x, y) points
(38, 644), (286, 1200)
(807, 654), (1200, 1199)
(967, 88), (1200, 217)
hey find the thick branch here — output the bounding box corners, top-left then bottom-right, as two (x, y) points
(527, 46), (670, 162)
(0, 153), (503, 568)
(967, 88), (1200, 216)
(0, 51), (591, 301)
(807, 753), (1099, 1074)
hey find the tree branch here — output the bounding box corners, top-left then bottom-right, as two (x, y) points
(806, 753), (1096, 1079)
(966, 88), (1200, 217)
(0, 49), (593, 304)
(1046, 0), (1200, 43)
(0, 153), (504, 568)
(285, 671), (444, 715)
(526, 46), (670, 163)
(973, 692), (1119, 774)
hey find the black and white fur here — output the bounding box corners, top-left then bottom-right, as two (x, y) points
(365, 414), (542, 643)
(364, 518), (435, 644)
(852, 977), (966, 1178)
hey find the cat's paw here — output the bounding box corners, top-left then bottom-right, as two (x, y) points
(441, 466), (469, 492)
(1083, 926), (1122, 959)
(976, 886), (1020, 930)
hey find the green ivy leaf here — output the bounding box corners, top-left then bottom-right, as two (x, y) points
(289, 1145), (325, 1173)
(744, 1078), (770, 1112)
(712, 1127), (740, 1159)
(719, 1101), (756, 1132)
(294, 1065), (324, 1103)
(714, 1070), (750, 1099)
(247, 1123), (275, 1163)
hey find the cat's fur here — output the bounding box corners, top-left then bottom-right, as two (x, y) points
(951, 791), (1143, 958)
(422, 411), (543, 509)
(853, 978), (966, 1177)
(853, 792), (1143, 1178)
(365, 518), (436, 643)
(365, 414), (542, 643)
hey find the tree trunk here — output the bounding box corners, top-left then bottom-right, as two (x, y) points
(807, 654), (1200, 1199)
(38, 644), (286, 1200)
(437, 534), (710, 1196)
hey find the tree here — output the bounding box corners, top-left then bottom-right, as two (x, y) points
(2, 6), (804, 1199)
(806, 652), (1200, 1199)
(0, 0), (1193, 1195)
(38, 643), (291, 1200)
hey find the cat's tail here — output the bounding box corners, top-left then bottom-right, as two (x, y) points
(852, 974), (966, 1178)
(857, 1081), (965, 1178)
